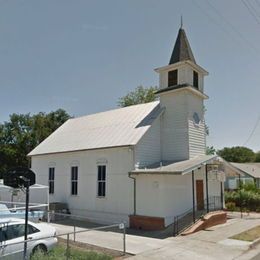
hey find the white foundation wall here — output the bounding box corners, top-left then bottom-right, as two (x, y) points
(31, 147), (135, 226)
(135, 167), (223, 226)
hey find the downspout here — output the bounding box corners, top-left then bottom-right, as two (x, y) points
(128, 173), (136, 215)
(128, 145), (136, 215)
(205, 164), (209, 213)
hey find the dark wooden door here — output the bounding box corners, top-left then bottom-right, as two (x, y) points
(196, 180), (204, 210)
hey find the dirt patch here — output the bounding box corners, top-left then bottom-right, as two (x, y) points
(230, 225), (260, 242)
(58, 238), (132, 259)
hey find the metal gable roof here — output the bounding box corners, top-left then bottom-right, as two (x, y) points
(231, 163), (260, 179)
(130, 155), (217, 175)
(28, 101), (162, 156)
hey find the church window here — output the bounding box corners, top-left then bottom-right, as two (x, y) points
(71, 166), (78, 195)
(168, 69), (178, 87)
(97, 165), (106, 197)
(193, 112), (200, 125)
(193, 71), (199, 88)
(48, 167), (55, 194)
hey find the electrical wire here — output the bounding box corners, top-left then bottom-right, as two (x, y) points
(192, 0), (260, 147)
(191, 0), (232, 38)
(243, 114), (260, 146)
(192, 0), (260, 58)
(245, 0), (260, 19)
(241, 0), (260, 25)
(205, 0), (260, 53)
(255, 0), (260, 9)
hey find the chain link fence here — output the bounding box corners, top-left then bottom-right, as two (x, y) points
(0, 209), (126, 260)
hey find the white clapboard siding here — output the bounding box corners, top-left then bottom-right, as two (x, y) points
(160, 91), (190, 161)
(135, 117), (161, 168)
(187, 92), (206, 158)
(31, 147), (135, 225)
(188, 119), (206, 158)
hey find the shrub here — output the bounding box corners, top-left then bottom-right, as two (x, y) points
(225, 188), (260, 212)
(225, 202), (236, 211)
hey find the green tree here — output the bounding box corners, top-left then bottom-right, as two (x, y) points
(0, 109), (70, 177)
(217, 146), (256, 163)
(118, 86), (158, 107)
(206, 146), (216, 155)
(255, 151), (260, 162)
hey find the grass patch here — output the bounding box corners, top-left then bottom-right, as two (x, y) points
(31, 244), (113, 260)
(230, 226), (260, 242)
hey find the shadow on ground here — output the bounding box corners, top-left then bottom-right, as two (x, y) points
(50, 217), (174, 239)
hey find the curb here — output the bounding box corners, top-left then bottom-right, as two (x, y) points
(250, 237), (260, 249)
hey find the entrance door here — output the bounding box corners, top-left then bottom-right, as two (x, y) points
(196, 180), (204, 210)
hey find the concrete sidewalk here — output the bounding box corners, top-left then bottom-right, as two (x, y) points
(50, 213), (260, 259)
(51, 223), (171, 255)
(131, 217), (260, 260)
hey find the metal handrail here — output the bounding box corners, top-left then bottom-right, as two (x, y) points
(173, 196), (222, 236)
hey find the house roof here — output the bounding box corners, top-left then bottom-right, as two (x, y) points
(169, 28), (196, 65)
(28, 101), (163, 156)
(231, 163), (260, 179)
(130, 155), (217, 175)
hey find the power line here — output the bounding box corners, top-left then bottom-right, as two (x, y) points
(243, 114), (260, 146)
(192, 0), (233, 37)
(245, 0), (260, 19)
(205, 0), (260, 53)
(193, 0), (260, 56)
(255, 0), (260, 9)
(241, 0), (260, 25)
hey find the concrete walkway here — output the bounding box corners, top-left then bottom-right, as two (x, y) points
(131, 216), (260, 259)
(51, 223), (171, 255)
(50, 213), (260, 259)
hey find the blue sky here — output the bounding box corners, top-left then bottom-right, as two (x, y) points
(0, 0), (259, 151)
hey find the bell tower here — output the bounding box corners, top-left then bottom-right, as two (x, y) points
(156, 27), (209, 162)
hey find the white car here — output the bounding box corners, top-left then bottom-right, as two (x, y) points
(0, 218), (57, 259)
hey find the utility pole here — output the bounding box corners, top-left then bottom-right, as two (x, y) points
(19, 176), (30, 260)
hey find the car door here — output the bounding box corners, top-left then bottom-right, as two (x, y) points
(0, 226), (7, 259)
(1, 224), (25, 260)
(1, 223), (43, 259)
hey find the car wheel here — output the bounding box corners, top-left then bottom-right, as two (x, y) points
(32, 244), (47, 255)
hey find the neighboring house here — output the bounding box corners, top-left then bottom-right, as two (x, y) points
(225, 163), (260, 190)
(28, 26), (225, 229)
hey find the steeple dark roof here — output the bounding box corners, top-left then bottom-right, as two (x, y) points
(169, 28), (196, 65)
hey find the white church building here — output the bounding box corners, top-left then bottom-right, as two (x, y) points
(29, 27), (224, 230)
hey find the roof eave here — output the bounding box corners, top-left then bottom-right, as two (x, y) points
(130, 155), (218, 176)
(154, 61), (208, 75)
(28, 144), (135, 157)
(156, 85), (209, 99)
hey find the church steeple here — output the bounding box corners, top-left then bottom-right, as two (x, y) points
(169, 27), (196, 65)
(155, 26), (209, 161)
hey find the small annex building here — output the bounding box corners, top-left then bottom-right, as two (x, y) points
(225, 163), (260, 190)
(29, 26), (225, 229)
